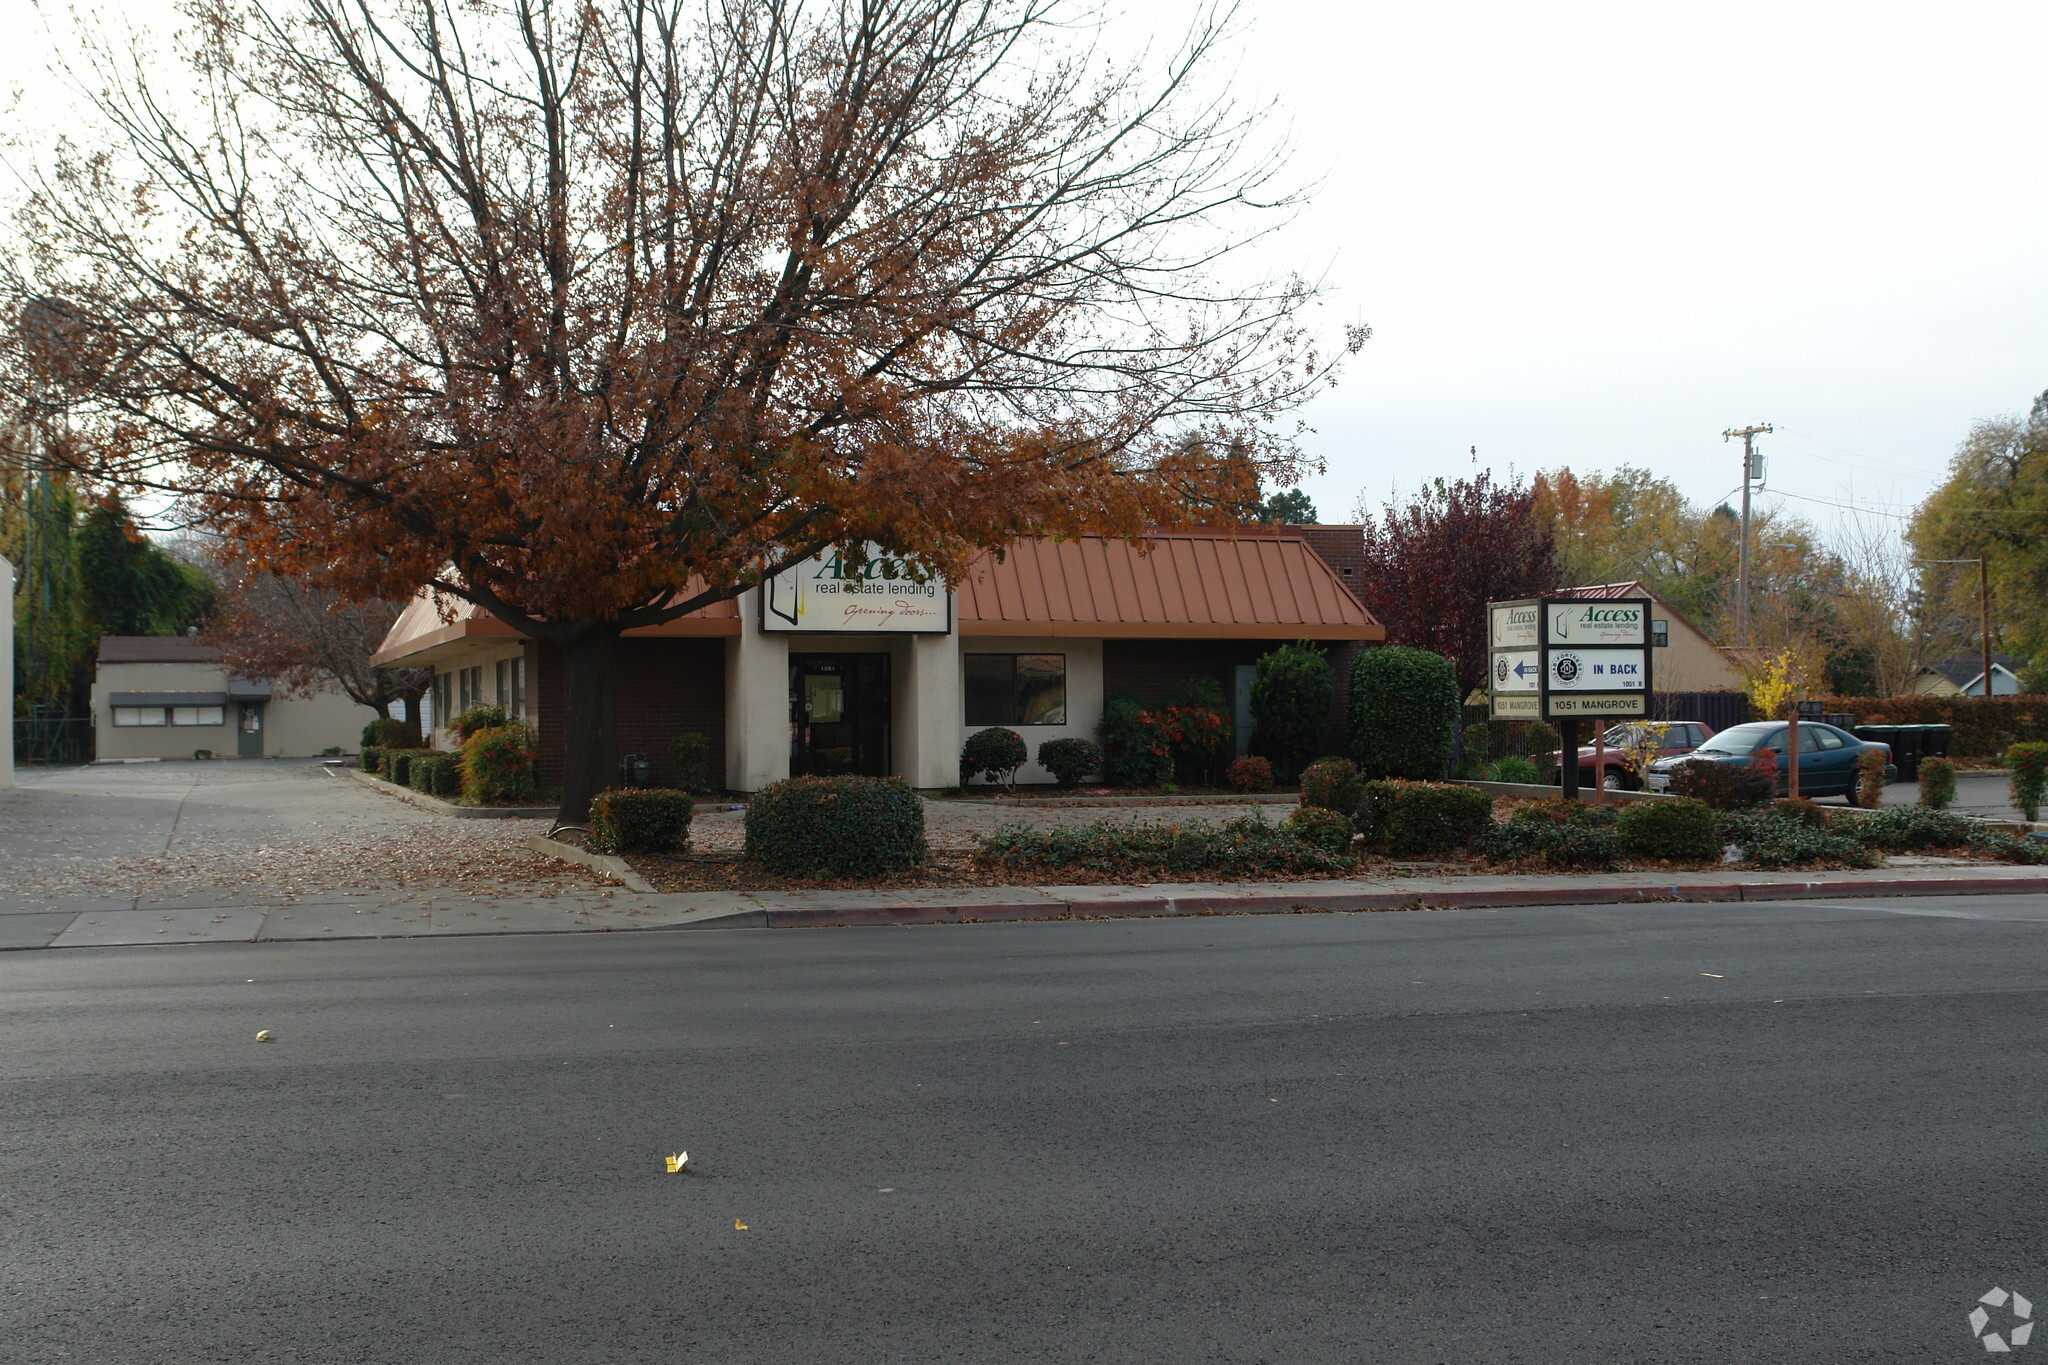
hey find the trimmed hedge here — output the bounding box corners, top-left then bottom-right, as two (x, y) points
(1615, 797), (1721, 862)
(2010, 742), (2048, 822)
(1356, 780), (1492, 857)
(1299, 758), (1362, 817)
(409, 753), (458, 797)
(978, 813), (1347, 876)
(589, 788), (694, 855)
(1718, 811), (1878, 869)
(745, 775), (927, 877)
(459, 722), (539, 805)
(1671, 759), (1774, 810)
(362, 717), (410, 749)
(1808, 693), (2048, 758)
(670, 732), (714, 794)
(382, 748), (435, 787)
(1037, 737), (1103, 789)
(1917, 757), (1957, 810)
(1348, 647), (1460, 780)
(1282, 805), (1354, 855)
(449, 703), (510, 744)
(361, 744), (387, 777)
(1247, 642), (1333, 781)
(1846, 805), (1977, 851)
(1477, 817), (1620, 870)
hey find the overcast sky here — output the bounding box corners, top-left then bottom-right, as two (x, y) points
(9, 0), (2045, 543)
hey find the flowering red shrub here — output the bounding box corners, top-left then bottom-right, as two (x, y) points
(1226, 755), (1274, 793)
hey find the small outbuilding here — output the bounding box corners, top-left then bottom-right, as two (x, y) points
(90, 636), (379, 761)
(1909, 653), (2023, 698)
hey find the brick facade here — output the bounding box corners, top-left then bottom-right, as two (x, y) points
(530, 638), (727, 788)
(1292, 524), (1366, 595)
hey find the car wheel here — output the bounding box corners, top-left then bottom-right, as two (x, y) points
(1601, 770), (1628, 792)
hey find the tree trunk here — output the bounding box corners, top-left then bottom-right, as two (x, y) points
(394, 683), (427, 745)
(558, 626), (620, 823)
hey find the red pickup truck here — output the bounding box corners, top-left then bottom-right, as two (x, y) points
(1544, 721), (1717, 791)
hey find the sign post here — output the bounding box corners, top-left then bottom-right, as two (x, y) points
(1488, 595), (1657, 801)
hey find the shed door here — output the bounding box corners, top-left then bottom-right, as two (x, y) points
(237, 703), (265, 757)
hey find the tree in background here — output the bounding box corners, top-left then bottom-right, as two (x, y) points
(9, 0), (1352, 819)
(1353, 472), (1559, 697)
(1, 436), (91, 714)
(1258, 489), (1319, 525)
(75, 497), (214, 637)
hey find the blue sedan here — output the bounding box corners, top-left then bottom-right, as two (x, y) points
(1642, 721), (1895, 802)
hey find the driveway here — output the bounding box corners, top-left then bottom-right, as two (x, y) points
(1877, 772), (2030, 821)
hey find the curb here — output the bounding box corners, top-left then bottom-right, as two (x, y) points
(933, 792), (1299, 808)
(528, 834), (657, 893)
(755, 874), (2048, 928)
(345, 767), (557, 819)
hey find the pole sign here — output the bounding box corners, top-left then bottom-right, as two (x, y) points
(1488, 596), (1655, 721)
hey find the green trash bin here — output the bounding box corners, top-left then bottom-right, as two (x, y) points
(1855, 725), (1914, 782)
(1918, 725), (1953, 761)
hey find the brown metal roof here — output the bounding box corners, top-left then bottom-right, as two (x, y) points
(98, 635), (222, 664)
(956, 533), (1381, 639)
(371, 580), (741, 665)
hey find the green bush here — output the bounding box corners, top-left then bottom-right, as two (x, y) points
(1510, 798), (1615, 828)
(1967, 827), (2048, 865)
(1854, 748), (1888, 808)
(1804, 692), (2048, 759)
(1917, 756), (1957, 810)
(978, 813), (1346, 877)
(362, 717), (411, 749)
(450, 703), (510, 744)
(1778, 797), (1834, 830)
(1461, 717), (1563, 765)
(1356, 780), (1493, 857)
(961, 727), (1029, 788)
(1299, 757), (1362, 817)
(745, 775), (928, 876)
(1226, 755), (1275, 793)
(2008, 741), (2048, 822)
(1098, 695), (1174, 787)
(1282, 805), (1355, 855)
(382, 748), (434, 786)
(409, 753), (458, 797)
(1348, 647), (1459, 780)
(1615, 798), (1721, 863)
(588, 788), (694, 855)
(1847, 805), (1977, 851)
(1477, 817), (1621, 870)
(459, 722), (538, 805)
(1037, 738), (1103, 788)
(1482, 756), (1543, 784)
(1158, 680), (1232, 785)
(1248, 642), (1333, 781)
(1719, 811), (1878, 869)
(361, 744), (386, 777)
(669, 732), (714, 794)
(1671, 759), (1774, 810)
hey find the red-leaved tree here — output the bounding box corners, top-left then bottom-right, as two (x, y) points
(1352, 472), (1561, 696)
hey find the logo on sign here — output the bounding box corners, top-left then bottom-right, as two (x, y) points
(1551, 652), (1582, 685)
(1495, 657), (1509, 684)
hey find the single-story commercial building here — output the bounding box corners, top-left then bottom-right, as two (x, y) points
(372, 527), (1384, 790)
(91, 636), (380, 760)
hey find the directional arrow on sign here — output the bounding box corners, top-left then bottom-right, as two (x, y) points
(1512, 660), (1535, 679)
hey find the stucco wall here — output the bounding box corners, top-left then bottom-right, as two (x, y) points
(91, 660), (376, 759)
(960, 637), (1104, 787)
(1653, 610), (1744, 692)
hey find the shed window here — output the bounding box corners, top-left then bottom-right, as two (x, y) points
(964, 654), (1066, 726)
(112, 706), (168, 727)
(1651, 619), (1669, 648)
(171, 706), (225, 726)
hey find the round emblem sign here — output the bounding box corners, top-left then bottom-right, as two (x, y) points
(1494, 657), (1509, 684)
(1551, 652), (1582, 685)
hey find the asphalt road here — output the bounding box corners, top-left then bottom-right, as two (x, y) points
(6, 897), (2046, 1364)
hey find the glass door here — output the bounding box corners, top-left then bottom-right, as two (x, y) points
(790, 655), (890, 776)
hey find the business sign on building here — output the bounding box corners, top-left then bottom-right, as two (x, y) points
(761, 545), (954, 634)
(1487, 595), (1655, 721)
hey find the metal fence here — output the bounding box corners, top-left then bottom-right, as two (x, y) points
(1652, 691), (1752, 733)
(13, 718), (93, 766)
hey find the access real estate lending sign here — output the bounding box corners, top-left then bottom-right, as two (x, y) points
(1488, 597), (1654, 721)
(761, 545), (954, 634)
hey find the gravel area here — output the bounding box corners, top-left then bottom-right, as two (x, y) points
(1, 760), (604, 906)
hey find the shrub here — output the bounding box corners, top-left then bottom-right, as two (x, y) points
(588, 788), (694, 855)
(1355, 780), (1493, 857)
(459, 722), (538, 805)
(1482, 756), (1543, 784)
(1847, 805), (1977, 851)
(450, 703), (510, 744)
(1778, 797), (1834, 830)
(1348, 647), (1459, 779)
(362, 717), (410, 749)
(1036, 737), (1103, 789)
(409, 753), (458, 797)
(1226, 755), (1275, 793)
(1671, 759), (1774, 810)
(1854, 748), (1888, 808)
(1798, 693), (2048, 759)
(383, 748), (436, 787)
(1615, 798), (1721, 863)
(1159, 679), (1231, 785)
(2008, 741), (2048, 822)
(1719, 811), (1878, 869)
(1282, 805), (1355, 855)
(1248, 643), (1333, 781)
(745, 775), (927, 876)
(978, 813), (1346, 877)
(360, 745), (386, 777)
(1098, 695), (1174, 787)
(669, 732), (714, 794)
(1917, 756), (1957, 811)
(961, 727), (1029, 788)
(1299, 758), (1362, 817)
(1477, 818), (1621, 870)
(1967, 827), (2048, 865)
(1461, 717), (1562, 765)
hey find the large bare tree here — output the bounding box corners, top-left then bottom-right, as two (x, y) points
(5, 0), (1350, 815)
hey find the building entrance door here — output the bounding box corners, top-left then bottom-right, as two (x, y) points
(789, 654), (891, 777)
(236, 702), (265, 757)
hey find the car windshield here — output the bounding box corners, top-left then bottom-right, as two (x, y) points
(1695, 726), (1775, 755)
(1599, 725), (1640, 746)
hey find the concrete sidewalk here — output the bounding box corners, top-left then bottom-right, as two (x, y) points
(9, 863), (2047, 949)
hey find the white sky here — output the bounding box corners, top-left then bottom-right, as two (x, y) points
(8, 0), (2046, 544)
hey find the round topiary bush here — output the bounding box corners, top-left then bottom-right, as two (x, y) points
(961, 727), (1029, 788)
(1299, 757), (1362, 817)
(1614, 797), (1721, 863)
(1282, 804), (1354, 855)
(744, 775), (928, 876)
(1037, 737), (1103, 789)
(1226, 755), (1275, 793)
(1348, 647), (1459, 780)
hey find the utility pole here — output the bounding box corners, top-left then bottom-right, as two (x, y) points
(1723, 424), (1773, 642)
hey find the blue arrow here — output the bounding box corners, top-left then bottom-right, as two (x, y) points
(1512, 661), (1534, 678)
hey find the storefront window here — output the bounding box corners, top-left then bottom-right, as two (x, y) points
(112, 706), (168, 727)
(964, 654), (1066, 725)
(171, 706), (225, 726)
